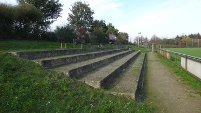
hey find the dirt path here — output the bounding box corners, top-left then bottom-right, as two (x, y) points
(146, 52), (201, 113)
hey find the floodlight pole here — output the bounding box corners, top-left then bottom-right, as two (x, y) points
(138, 32), (141, 48)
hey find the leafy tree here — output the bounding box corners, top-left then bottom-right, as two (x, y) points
(106, 23), (118, 36)
(54, 24), (76, 42)
(117, 32), (129, 44)
(90, 20), (108, 43)
(14, 3), (42, 39)
(181, 36), (191, 43)
(17, 0), (63, 35)
(68, 1), (94, 40)
(0, 3), (15, 39)
(91, 20), (107, 33)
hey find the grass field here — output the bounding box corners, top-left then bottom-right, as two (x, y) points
(164, 48), (201, 58)
(0, 40), (154, 112)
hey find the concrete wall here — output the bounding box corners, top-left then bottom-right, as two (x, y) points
(159, 49), (201, 81)
(40, 49), (127, 68)
(13, 48), (126, 60)
(181, 57), (201, 79)
(67, 50), (134, 79)
(99, 52), (140, 88)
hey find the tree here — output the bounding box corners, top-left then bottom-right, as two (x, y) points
(150, 34), (161, 43)
(68, 1), (94, 40)
(117, 32), (129, 44)
(54, 24), (76, 42)
(181, 36), (191, 43)
(17, 0), (63, 32)
(91, 20), (107, 33)
(14, 3), (42, 39)
(106, 23), (118, 36)
(0, 3), (15, 39)
(90, 20), (108, 43)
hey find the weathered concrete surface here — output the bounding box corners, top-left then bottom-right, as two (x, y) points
(181, 57), (201, 80)
(79, 51), (140, 89)
(35, 49), (127, 69)
(13, 48), (126, 60)
(106, 53), (145, 99)
(52, 50), (133, 79)
(68, 50), (134, 78)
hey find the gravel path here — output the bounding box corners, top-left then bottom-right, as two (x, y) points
(147, 52), (201, 113)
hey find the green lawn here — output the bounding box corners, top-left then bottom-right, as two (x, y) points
(164, 48), (201, 57)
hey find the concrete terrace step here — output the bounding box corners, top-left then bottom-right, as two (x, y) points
(12, 48), (125, 60)
(107, 53), (145, 99)
(52, 50), (134, 79)
(33, 48), (128, 69)
(79, 51), (140, 89)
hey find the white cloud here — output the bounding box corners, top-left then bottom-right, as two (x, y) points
(117, 0), (201, 38)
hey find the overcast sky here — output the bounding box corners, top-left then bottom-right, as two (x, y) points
(1, 0), (201, 40)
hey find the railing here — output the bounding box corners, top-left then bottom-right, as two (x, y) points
(135, 54), (147, 103)
(158, 49), (201, 81)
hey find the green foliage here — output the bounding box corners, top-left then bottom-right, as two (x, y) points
(106, 23), (119, 36)
(90, 20), (108, 43)
(14, 3), (42, 39)
(1, 0), (63, 40)
(54, 24), (76, 42)
(159, 38), (175, 45)
(68, 1), (94, 39)
(18, 0), (63, 27)
(0, 52), (154, 112)
(117, 32), (129, 44)
(0, 3), (15, 39)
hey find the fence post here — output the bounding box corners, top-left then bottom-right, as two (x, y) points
(174, 53), (176, 64)
(185, 55), (187, 71)
(152, 43), (154, 52)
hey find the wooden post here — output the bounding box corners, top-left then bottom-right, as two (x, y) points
(65, 43), (66, 48)
(61, 43), (62, 49)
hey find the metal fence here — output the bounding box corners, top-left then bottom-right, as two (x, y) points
(158, 49), (201, 81)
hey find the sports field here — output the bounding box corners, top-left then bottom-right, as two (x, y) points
(164, 48), (201, 58)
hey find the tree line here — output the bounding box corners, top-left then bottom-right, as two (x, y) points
(0, 1), (129, 44)
(0, 0), (62, 40)
(148, 33), (201, 46)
